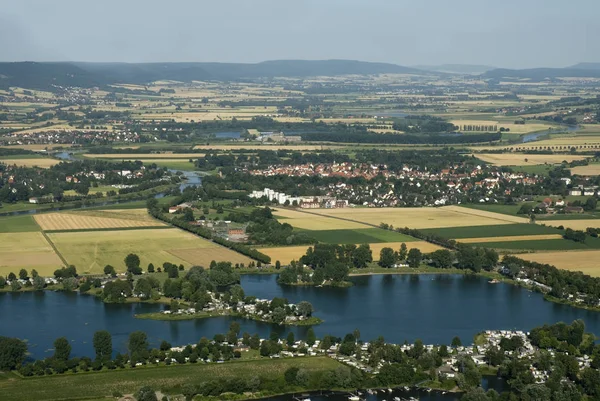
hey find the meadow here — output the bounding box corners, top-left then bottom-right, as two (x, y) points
(34, 209), (167, 231)
(301, 228), (417, 244)
(46, 228), (233, 274)
(0, 215), (41, 232)
(0, 232), (63, 276)
(420, 223), (560, 239)
(466, 239), (597, 251)
(0, 357), (340, 401)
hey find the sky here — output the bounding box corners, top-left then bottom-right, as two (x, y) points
(1, 0), (599, 69)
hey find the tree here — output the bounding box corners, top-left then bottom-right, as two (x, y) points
(31, 269), (38, 278)
(93, 331), (112, 361)
(54, 337), (71, 361)
(379, 247), (396, 268)
(230, 321), (241, 336)
(429, 249), (453, 269)
(147, 263), (155, 273)
(275, 260), (281, 270)
(124, 254), (142, 275)
(0, 337), (27, 370)
(306, 327), (316, 347)
(272, 307), (287, 324)
(352, 244), (373, 268)
(353, 329), (361, 343)
(7, 272), (16, 281)
(135, 386), (158, 401)
(128, 331), (149, 360)
(296, 301), (314, 318)
(407, 248), (422, 268)
(287, 332), (295, 346)
(452, 336), (462, 348)
(103, 265), (116, 277)
(32, 275), (45, 290)
(399, 243), (408, 261)
(18, 269), (28, 280)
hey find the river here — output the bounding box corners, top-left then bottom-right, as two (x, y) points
(2, 274), (600, 361)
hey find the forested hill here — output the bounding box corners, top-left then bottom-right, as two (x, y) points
(0, 60), (426, 90)
(483, 66), (600, 81)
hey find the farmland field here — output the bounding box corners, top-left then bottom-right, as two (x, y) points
(0, 232), (63, 276)
(474, 153), (587, 166)
(570, 164), (600, 176)
(519, 251), (600, 277)
(466, 239), (596, 251)
(273, 208), (372, 230)
(301, 228), (417, 244)
(307, 205), (526, 229)
(544, 219), (600, 231)
(34, 209), (166, 231)
(83, 153), (205, 159)
(420, 223), (560, 239)
(0, 357), (340, 401)
(0, 215), (41, 232)
(258, 241), (441, 265)
(47, 228), (227, 274)
(0, 158), (60, 168)
(458, 234), (563, 243)
(167, 248), (252, 266)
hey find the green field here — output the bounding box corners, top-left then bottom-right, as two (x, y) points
(301, 228), (417, 244)
(468, 238), (600, 251)
(0, 215), (40, 232)
(513, 164), (555, 176)
(420, 223), (561, 239)
(0, 357), (341, 401)
(461, 203), (526, 217)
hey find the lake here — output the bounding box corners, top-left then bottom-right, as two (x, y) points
(2, 274), (600, 360)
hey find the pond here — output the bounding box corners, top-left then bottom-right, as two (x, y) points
(2, 274), (600, 360)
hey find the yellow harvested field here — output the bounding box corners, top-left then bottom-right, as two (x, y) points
(307, 205), (525, 229)
(193, 144), (339, 151)
(34, 209), (166, 231)
(519, 251), (600, 277)
(451, 120), (555, 134)
(474, 153), (587, 166)
(0, 158), (60, 168)
(0, 144), (73, 151)
(0, 232), (63, 276)
(84, 153), (205, 159)
(458, 234), (563, 243)
(258, 241), (442, 265)
(47, 228), (235, 274)
(570, 165), (600, 176)
(272, 208), (371, 230)
(544, 220), (600, 231)
(167, 248), (251, 267)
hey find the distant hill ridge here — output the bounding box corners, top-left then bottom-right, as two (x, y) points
(0, 60), (427, 90)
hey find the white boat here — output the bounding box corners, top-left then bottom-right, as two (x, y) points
(387, 389), (393, 393)
(394, 397), (401, 401)
(348, 396), (360, 401)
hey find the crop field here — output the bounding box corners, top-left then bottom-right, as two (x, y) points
(0, 232), (63, 276)
(307, 205), (526, 229)
(0, 158), (60, 168)
(273, 208), (372, 230)
(519, 251), (600, 277)
(47, 228), (221, 274)
(451, 120), (556, 134)
(570, 164), (600, 176)
(83, 153), (205, 159)
(302, 228), (417, 244)
(474, 153), (587, 166)
(0, 215), (41, 232)
(420, 223), (560, 239)
(34, 209), (166, 231)
(167, 248), (252, 266)
(193, 144), (339, 151)
(0, 357), (341, 401)
(544, 220), (600, 231)
(458, 234), (563, 243)
(258, 241), (441, 265)
(466, 239), (596, 251)
(511, 135), (600, 150)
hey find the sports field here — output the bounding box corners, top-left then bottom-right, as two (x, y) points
(0, 232), (63, 276)
(519, 251), (600, 277)
(258, 241), (442, 265)
(474, 153), (587, 166)
(0, 357), (340, 401)
(307, 205), (526, 229)
(47, 228), (241, 274)
(34, 209), (166, 231)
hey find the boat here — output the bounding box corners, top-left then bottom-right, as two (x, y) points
(403, 386), (410, 390)
(387, 389), (393, 393)
(348, 396), (360, 401)
(488, 278), (500, 284)
(394, 397), (401, 401)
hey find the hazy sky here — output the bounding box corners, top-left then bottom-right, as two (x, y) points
(2, 0), (599, 68)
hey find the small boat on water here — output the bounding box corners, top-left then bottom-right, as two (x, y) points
(393, 397), (401, 401)
(348, 395), (360, 401)
(387, 388), (393, 393)
(489, 278), (500, 284)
